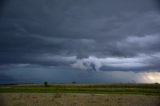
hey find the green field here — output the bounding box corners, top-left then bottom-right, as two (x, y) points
(1, 83), (160, 96)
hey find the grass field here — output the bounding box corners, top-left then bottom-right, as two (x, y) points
(0, 84), (160, 106)
(0, 83), (160, 95)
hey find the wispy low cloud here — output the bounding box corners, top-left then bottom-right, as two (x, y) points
(71, 53), (160, 71)
(18, 51), (160, 72)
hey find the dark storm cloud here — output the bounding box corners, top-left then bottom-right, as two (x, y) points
(155, 0), (160, 9)
(0, 73), (14, 81)
(0, 0), (8, 15)
(0, 0), (160, 83)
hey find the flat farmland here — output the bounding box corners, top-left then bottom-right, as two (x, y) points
(0, 84), (160, 106)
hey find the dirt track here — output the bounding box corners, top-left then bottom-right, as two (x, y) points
(0, 93), (160, 106)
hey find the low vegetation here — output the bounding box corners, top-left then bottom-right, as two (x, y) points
(0, 83), (160, 95)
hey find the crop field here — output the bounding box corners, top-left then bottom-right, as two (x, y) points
(0, 84), (160, 106)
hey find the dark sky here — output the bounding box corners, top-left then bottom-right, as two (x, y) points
(0, 0), (160, 84)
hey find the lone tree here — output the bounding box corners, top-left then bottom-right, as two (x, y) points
(44, 81), (48, 87)
(72, 81), (76, 84)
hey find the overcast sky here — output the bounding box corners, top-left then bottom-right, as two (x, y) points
(0, 0), (160, 84)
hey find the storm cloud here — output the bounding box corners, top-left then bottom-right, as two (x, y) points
(0, 0), (160, 83)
